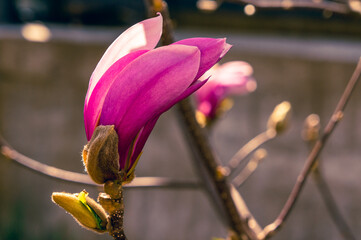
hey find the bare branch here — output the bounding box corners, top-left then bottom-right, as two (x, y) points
(0, 134), (201, 189)
(0, 136), (97, 186)
(223, 0), (352, 14)
(302, 114), (356, 240)
(227, 129), (275, 176)
(313, 167), (357, 240)
(232, 149), (267, 187)
(260, 57), (361, 239)
(143, 1), (263, 238)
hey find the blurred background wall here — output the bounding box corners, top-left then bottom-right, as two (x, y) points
(0, 1), (361, 239)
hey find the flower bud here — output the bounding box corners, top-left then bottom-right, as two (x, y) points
(267, 101), (292, 134)
(302, 114), (320, 143)
(52, 190), (107, 232)
(82, 125), (120, 184)
(215, 98), (234, 118)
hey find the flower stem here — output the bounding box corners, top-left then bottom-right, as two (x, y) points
(108, 208), (127, 240)
(232, 149), (267, 187)
(178, 97), (263, 239)
(99, 181), (127, 240)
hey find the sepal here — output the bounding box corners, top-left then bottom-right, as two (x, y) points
(82, 125), (120, 184)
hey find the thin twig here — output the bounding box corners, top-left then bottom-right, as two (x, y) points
(302, 114), (356, 240)
(227, 129), (275, 176)
(313, 167), (357, 240)
(0, 135), (201, 189)
(99, 182), (127, 240)
(260, 57), (361, 239)
(233, 149), (267, 188)
(126, 177), (201, 189)
(223, 0), (351, 14)
(0, 137), (96, 186)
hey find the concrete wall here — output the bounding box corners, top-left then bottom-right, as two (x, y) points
(0, 25), (360, 240)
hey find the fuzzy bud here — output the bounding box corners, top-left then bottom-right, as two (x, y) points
(267, 101), (292, 134)
(82, 125), (120, 184)
(51, 190), (107, 232)
(302, 114), (320, 143)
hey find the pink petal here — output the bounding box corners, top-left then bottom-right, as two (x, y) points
(99, 44), (201, 166)
(127, 116), (159, 171)
(84, 50), (148, 140)
(173, 38), (232, 80)
(214, 61), (256, 95)
(214, 61), (253, 85)
(172, 78), (208, 104)
(85, 14), (163, 106)
(125, 78), (208, 169)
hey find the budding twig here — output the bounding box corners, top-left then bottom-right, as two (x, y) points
(260, 57), (361, 239)
(232, 149), (267, 188)
(0, 135), (96, 186)
(227, 129), (275, 176)
(313, 167), (356, 240)
(303, 114), (356, 240)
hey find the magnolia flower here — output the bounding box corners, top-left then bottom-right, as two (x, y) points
(195, 61), (256, 126)
(83, 13), (231, 182)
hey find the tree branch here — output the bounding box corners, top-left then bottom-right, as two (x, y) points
(261, 57), (361, 239)
(223, 0), (352, 14)
(0, 134), (201, 189)
(232, 149), (267, 188)
(302, 113), (356, 240)
(144, 2), (263, 238)
(227, 129), (275, 176)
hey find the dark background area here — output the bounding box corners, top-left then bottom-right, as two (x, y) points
(1, 0), (360, 38)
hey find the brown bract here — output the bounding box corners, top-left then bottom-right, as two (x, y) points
(82, 125), (120, 184)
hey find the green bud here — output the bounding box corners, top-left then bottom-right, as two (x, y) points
(82, 125), (120, 184)
(51, 190), (107, 232)
(267, 101), (292, 134)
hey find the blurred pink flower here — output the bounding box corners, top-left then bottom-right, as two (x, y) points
(195, 61), (256, 122)
(83, 14), (231, 177)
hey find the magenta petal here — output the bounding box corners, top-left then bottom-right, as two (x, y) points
(125, 78), (208, 169)
(173, 38), (232, 80)
(173, 78), (208, 106)
(84, 50), (148, 140)
(214, 61), (253, 85)
(99, 44), (201, 166)
(86, 14), (163, 106)
(126, 116), (159, 170)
